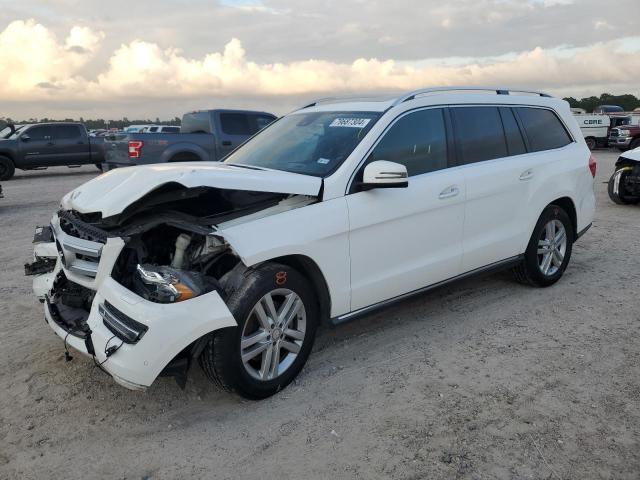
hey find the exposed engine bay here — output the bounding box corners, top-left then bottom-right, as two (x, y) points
(26, 183), (316, 387)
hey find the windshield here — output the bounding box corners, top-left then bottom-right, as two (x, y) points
(224, 111), (381, 177)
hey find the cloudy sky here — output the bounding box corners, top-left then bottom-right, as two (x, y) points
(1, 0), (639, 120)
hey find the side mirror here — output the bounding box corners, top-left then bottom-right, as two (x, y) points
(20, 134), (30, 142)
(360, 160), (408, 190)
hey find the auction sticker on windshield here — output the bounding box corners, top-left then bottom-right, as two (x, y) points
(329, 118), (371, 128)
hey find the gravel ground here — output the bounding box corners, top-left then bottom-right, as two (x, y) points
(0, 151), (638, 480)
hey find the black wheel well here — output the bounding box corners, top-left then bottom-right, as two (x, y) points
(268, 255), (331, 324)
(548, 197), (577, 239)
(169, 151), (202, 162)
(0, 152), (15, 164)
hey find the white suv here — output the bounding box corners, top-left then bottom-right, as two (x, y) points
(29, 87), (596, 398)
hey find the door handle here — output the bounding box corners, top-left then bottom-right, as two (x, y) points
(222, 141), (232, 146)
(519, 169), (534, 181)
(439, 185), (460, 200)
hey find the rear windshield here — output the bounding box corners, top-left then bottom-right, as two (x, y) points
(181, 112), (210, 134)
(224, 111), (381, 177)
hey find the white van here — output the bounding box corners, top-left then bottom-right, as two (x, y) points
(573, 114), (610, 150)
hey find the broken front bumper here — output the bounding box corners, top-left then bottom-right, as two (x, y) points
(32, 217), (237, 390)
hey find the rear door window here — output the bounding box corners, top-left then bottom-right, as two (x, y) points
(499, 108), (526, 156)
(451, 107), (508, 164)
(53, 125), (82, 139)
(220, 113), (251, 135)
(368, 108), (448, 177)
(516, 107), (572, 152)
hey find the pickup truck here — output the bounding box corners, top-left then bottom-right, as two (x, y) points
(104, 109), (276, 169)
(609, 124), (640, 151)
(0, 122), (105, 180)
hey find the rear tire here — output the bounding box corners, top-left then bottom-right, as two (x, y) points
(512, 205), (574, 287)
(608, 168), (639, 205)
(199, 263), (318, 399)
(585, 137), (596, 150)
(0, 156), (15, 181)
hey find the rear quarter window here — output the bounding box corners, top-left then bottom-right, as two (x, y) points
(516, 107), (572, 152)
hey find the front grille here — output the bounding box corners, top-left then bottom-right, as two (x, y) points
(58, 210), (109, 243)
(54, 211), (108, 279)
(610, 129), (619, 137)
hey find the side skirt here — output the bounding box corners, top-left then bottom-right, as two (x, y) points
(330, 255), (524, 327)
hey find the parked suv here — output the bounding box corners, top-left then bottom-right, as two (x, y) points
(27, 87), (595, 399)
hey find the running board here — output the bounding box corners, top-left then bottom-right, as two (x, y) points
(330, 255), (523, 326)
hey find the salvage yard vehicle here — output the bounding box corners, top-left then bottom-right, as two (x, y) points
(0, 122), (105, 180)
(104, 109), (276, 170)
(608, 147), (640, 205)
(26, 87), (595, 399)
(573, 113), (610, 150)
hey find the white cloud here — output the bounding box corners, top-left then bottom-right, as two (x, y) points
(0, 19), (639, 117)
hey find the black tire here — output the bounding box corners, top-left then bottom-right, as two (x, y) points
(199, 263), (318, 399)
(95, 163), (104, 172)
(608, 168), (640, 205)
(0, 156), (15, 181)
(585, 137), (596, 150)
(512, 205), (574, 287)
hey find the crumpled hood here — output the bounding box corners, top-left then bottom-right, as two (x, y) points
(621, 146), (640, 162)
(62, 162), (322, 218)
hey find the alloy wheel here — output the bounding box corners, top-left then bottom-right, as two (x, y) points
(240, 288), (307, 381)
(537, 219), (567, 276)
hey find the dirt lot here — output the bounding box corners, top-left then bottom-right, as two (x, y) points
(0, 151), (638, 480)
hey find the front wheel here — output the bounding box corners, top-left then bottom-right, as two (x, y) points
(0, 156), (15, 181)
(199, 263), (318, 399)
(512, 205), (574, 287)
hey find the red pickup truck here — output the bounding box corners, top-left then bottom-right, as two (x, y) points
(608, 124), (640, 151)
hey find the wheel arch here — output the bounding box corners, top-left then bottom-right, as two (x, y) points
(547, 196), (577, 240)
(160, 143), (208, 163)
(265, 254), (332, 324)
(0, 151), (16, 164)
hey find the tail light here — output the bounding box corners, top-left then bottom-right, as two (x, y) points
(128, 140), (144, 159)
(588, 154), (597, 178)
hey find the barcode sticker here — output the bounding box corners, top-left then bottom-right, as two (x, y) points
(329, 118), (371, 128)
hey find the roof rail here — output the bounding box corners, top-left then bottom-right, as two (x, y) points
(393, 86), (552, 106)
(299, 86), (553, 111)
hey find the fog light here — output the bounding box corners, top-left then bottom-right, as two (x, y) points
(99, 301), (148, 344)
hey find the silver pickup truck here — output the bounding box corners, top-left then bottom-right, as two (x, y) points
(104, 109), (276, 169)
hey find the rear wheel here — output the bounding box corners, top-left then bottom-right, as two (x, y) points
(0, 156), (15, 181)
(608, 168), (639, 205)
(585, 137), (596, 150)
(199, 263), (318, 399)
(512, 205), (574, 287)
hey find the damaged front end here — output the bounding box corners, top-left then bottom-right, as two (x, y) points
(27, 181), (316, 389)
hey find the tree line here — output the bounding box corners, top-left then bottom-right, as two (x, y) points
(563, 93), (640, 113)
(2, 117), (182, 129)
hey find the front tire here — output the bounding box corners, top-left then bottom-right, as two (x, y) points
(0, 156), (15, 181)
(199, 263), (318, 399)
(512, 205), (574, 287)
